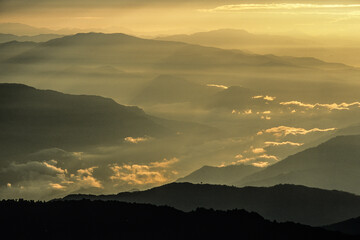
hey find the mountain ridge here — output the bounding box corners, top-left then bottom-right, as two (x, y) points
(61, 182), (360, 226)
(236, 135), (360, 195)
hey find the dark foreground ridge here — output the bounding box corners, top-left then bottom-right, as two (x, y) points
(324, 216), (360, 236)
(0, 200), (356, 240)
(62, 182), (360, 226)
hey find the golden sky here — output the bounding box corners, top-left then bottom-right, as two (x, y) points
(1, 1), (360, 36)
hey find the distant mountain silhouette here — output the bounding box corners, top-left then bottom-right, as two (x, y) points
(0, 83), (167, 159)
(236, 135), (360, 195)
(324, 216), (360, 236)
(0, 200), (353, 240)
(0, 23), (56, 35)
(62, 182), (360, 226)
(0, 40), (38, 62)
(177, 164), (260, 184)
(0, 33), (63, 44)
(3, 32), (350, 71)
(0, 22), (103, 35)
(156, 29), (314, 48)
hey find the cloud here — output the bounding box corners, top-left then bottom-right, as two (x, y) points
(232, 148), (278, 166)
(232, 109), (253, 115)
(201, 3), (360, 13)
(0, 161), (67, 183)
(150, 158), (179, 168)
(257, 126), (336, 137)
(258, 154), (278, 161)
(252, 161), (269, 168)
(263, 96), (276, 101)
(260, 116), (271, 120)
(252, 95), (276, 101)
(252, 148), (266, 154)
(109, 158), (178, 185)
(0, 159), (103, 200)
(244, 109), (252, 115)
(265, 141), (304, 147)
(232, 157), (256, 164)
(280, 101), (360, 110)
(207, 84), (228, 89)
(74, 167), (103, 189)
(49, 183), (66, 190)
(124, 136), (151, 144)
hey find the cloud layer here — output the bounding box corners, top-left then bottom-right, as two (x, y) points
(257, 126), (336, 137)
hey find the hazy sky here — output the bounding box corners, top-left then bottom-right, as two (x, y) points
(1, 0), (360, 36)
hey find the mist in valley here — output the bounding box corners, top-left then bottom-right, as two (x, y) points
(0, 0), (360, 217)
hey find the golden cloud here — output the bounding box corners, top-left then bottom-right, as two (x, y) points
(124, 136), (151, 144)
(201, 3), (360, 13)
(280, 101), (360, 110)
(257, 126), (336, 137)
(109, 158), (179, 185)
(206, 84), (228, 89)
(258, 154), (279, 161)
(252, 95), (276, 101)
(252, 147), (266, 154)
(265, 141), (304, 147)
(252, 161), (269, 168)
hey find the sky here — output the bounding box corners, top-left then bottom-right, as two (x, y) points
(1, 0), (360, 36)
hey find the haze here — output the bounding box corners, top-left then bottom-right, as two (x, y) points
(0, 0), (359, 207)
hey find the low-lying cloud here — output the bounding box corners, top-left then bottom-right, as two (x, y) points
(257, 126), (336, 137)
(280, 101), (360, 111)
(252, 95), (276, 101)
(109, 158), (179, 185)
(207, 84), (228, 89)
(265, 141), (304, 147)
(124, 136), (151, 144)
(201, 3), (360, 12)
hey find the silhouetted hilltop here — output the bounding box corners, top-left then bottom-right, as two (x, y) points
(237, 135), (360, 195)
(177, 164), (260, 184)
(62, 182), (360, 226)
(0, 33), (63, 43)
(0, 83), (167, 158)
(0, 199), (354, 240)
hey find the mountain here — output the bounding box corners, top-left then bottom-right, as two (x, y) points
(236, 135), (360, 195)
(177, 164), (260, 184)
(131, 75), (220, 105)
(0, 33), (63, 43)
(0, 23), (56, 35)
(0, 83), (167, 159)
(0, 41), (38, 61)
(1, 200), (354, 240)
(0, 23), (103, 35)
(3, 32), (350, 71)
(155, 29), (314, 48)
(62, 182), (360, 226)
(324, 217), (360, 236)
